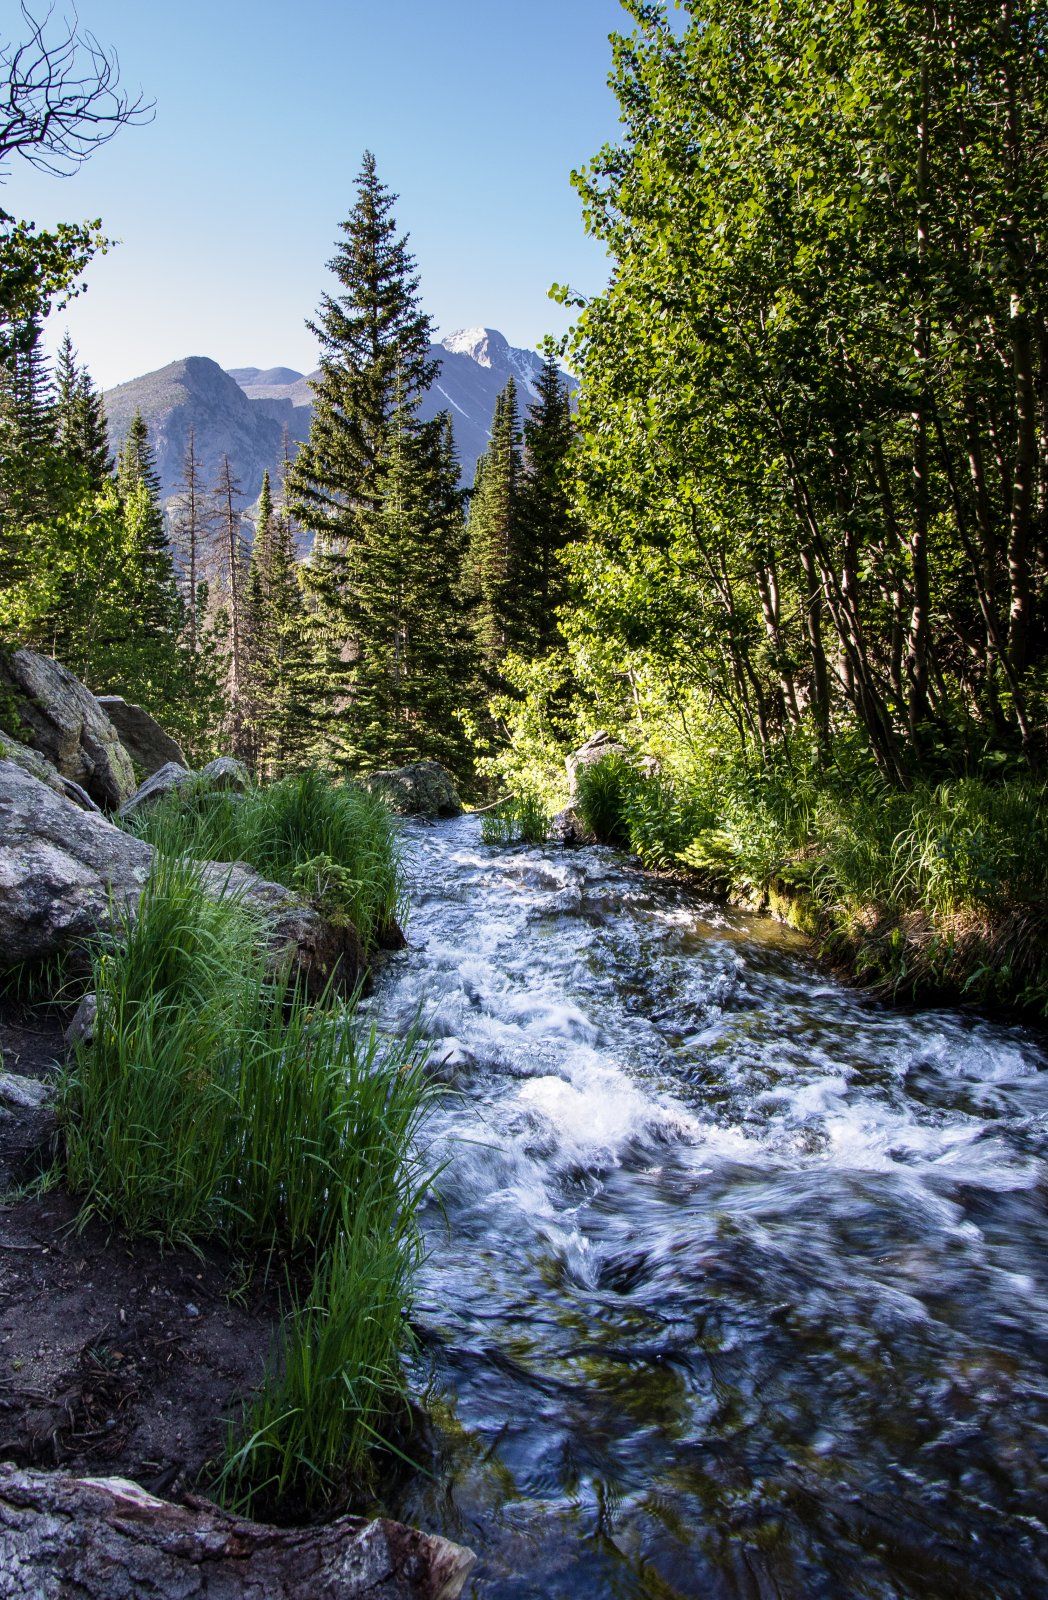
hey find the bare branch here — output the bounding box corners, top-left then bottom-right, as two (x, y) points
(0, 3), (154, 179)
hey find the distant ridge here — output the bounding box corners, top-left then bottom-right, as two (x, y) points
(103, 330), (576, 510)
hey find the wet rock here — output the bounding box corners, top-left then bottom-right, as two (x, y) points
(0, 760), (154, 967)
(550, 805), (597, 847)
(97, 696), (187, 777)
(200, 755), (249, 792)
(118, 761), (194, 818)
(565, 730), (627, 799)
(365, 760), (463, 818)
(0, 649), (135, 810)
(0, 1463), (476, 1599)
(0, 729), (101, 814)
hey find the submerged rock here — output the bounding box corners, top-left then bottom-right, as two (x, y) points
(365, 760), (463, 819)
(97, 695), (187, 777)
(0, 649), (135, 810)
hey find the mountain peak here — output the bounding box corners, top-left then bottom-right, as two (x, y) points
(441, 327), (511, 368)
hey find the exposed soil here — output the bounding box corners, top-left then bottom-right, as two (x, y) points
(0, 1004), (280, 1500)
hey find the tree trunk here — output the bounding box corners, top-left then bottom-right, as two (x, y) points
(0, 1464), (475, 1600)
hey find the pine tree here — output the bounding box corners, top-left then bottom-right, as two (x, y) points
(54, 332), (109, 489)
(466, 376), (525, 678)
(291, 153), (448, 768)
(0, 315), (60, 530)
(520, 351), (574, 651)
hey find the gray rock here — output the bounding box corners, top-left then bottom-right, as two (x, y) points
(0, 649), (135, 810)
(66, 992), (98, 1050)
(1, 763), (362, 996)
(0, 1072), (52, 1109)
(0, 759), (154, 967)
(365, 760), (463, 819)
(200, 755), (250, 792)
(118, 761), (194, 818)
(198, 860), (364, 997)
(97, 696), (187, 776)
(0, 729), (101, 813)
(566, 731), (627, 799)
(550, 805), (597, 847)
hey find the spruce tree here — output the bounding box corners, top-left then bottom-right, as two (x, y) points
(466, 376), (525, 678)
(292, 153), (448, 768)
(520, 352), (574, 651)
(212, 454), (251, 756)
(54, 332), (109, 489)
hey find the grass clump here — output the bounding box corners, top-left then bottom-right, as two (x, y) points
(125, 769), (404, 953)
(480, 791), (551, 846)
(59, 848), (436, 1516)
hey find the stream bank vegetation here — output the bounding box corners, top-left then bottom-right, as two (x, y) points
(480, 0), (1048, 1022)
(19, 769), (437, 1521)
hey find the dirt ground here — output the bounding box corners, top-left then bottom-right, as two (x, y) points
(0, 1005), (279, 1499)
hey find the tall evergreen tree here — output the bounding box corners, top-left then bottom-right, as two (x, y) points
(466, 376), (526, 678)
(293, 154), (483, 770)
(54, 331), (109, 489)
(212, 453), (251, 756)
(520, 352), (574, 651)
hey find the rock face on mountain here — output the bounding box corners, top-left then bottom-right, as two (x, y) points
(104, 330), (576, 509)
(103, 356), (310, 510)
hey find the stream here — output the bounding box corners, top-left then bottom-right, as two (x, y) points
(371, 815), (1048, 1600)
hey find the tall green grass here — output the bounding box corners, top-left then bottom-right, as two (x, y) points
(480, 792), (551, 847)
(573, 749), (1048, 1016)
(125, 770), (404, 953)
(59, 849), (437, 1516)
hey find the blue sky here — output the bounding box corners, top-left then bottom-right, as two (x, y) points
(2, 0), (629, 389)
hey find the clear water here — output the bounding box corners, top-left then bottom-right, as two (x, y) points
(372, 816), (1048, 1600)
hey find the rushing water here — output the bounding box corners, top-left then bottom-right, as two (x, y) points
(370, 816), (1048, 1600)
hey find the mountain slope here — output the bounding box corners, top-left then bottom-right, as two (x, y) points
(104, 330), (575, 507)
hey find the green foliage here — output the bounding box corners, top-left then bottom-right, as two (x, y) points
(124, 769), (404, 953)
(480, 792), (550, 847)
(574, 752), (633, 849)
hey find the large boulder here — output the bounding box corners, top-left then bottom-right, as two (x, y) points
(365, 761), (463, 819)
(0, 729), (101, 814)
(565, 731), (627, 800)
(0, 759), (154, 967)
(0, 649), (135, 810)
(198, 860), (365, 997)
(96, 695), (187, 776)
(200, 755), (249, 792)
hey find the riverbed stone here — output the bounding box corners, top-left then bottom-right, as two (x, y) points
(0, 649), (135, 810)
(364, 760), (463, 818)
(97, 696), (187, 776)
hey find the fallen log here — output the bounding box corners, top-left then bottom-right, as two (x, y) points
(0, 1464), (476, 1599)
